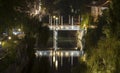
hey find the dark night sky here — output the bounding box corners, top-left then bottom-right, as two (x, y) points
(42, 0), (92, 15)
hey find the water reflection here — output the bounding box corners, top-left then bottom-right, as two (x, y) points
(36, 56), (79, 73)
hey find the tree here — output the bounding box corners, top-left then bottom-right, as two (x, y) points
(86, 37), (120, 73)
(108, 0), (120, 39)
(0, 0), (50, 73)
(85, 0), (120, 73)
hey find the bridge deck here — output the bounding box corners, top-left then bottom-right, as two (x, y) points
(35, 50), (83, 57)
(49, 25), (81, 30)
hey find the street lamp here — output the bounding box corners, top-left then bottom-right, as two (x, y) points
(55, 17), (58, 20)
(53, 16), (56, 27)
(53, 16), (56, 19)
(55, 17), (58, 27)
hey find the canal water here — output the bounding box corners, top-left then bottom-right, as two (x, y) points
(32, 56), (79, 73)
(49, 57), (79, 73)
(32, 30), (80, 73)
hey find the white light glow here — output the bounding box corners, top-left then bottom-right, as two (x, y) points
(39, 52), (42, 56)
(75, 47), (78, 50)
(57, 52), (60, 56)
(55, 60), (58, 69)
(8, 36), (11, 40)
(0, 41), (1, 45)
(71, 52), (74, 56)
(53, 56), (56, 62)
(50, 51), (53, 56)
(18, 28), (21, 31)
(61, 52), (63, 56)
(53, 16), (56, 19)
(65, 52), (69, 57)
(82, 54), (86, 62)
(35, 53), (38, 57)
(56, 17), (58, 20)
(53, 51), (55, 56)
(13, 32), (18, 35)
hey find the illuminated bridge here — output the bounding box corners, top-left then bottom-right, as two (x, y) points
(35, 50), (83, 57)
(49, 25), (81, 30)
(35, 16), (87, 68)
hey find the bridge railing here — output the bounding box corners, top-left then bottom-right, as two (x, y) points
(35, 50), (83, 57)
(49, 25), (81, 30)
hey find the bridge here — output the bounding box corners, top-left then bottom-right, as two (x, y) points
(49, 25), (81, 30)
(35, 15), (87, 69)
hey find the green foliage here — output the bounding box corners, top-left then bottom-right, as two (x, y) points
(81, 13), (90, 27)
(72, 62), (88, 73)
(0, 40), (18, 72)
(85, 0), (120, 73)
(102, 26), (111, 38)
(108, 0), (120, 38)
(86, 37), (120, 73)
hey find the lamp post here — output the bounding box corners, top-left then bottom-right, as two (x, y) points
(55, 17), (58, 27)
(53, 16), (59, 51)
(71, 16), (74, 29)
(53, 16), (56, 29)
(61, 16), (63, 28)
(69, 15), (71, 24)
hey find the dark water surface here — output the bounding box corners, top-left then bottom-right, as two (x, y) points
(31, 31), (79, 73)
(32, 57), (79, 73)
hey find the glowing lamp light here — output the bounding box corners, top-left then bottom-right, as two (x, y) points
(53, 56), (56, 62)
(75, 47), (78, 50)
(56, 17), (58, 20)
(18, 28), (21, 31)
(0, 41), (1, 45)
(13, 32), (17, 35)
(57, 52), (60, 56)
(50, 51), (53, 56)
(1, 41), (5, 46)
(61, 26), (63, 29)
(83, 24), (86, 28)
(55, 60), (58, 69)
(39, 52), (42, 56)
(71, 52), (74, 56)
(8, 36), (11, 40)
(65, 52), (69, 57)
(53, 16), (56, 19)
(35, 52), (38, 57)
(53, 51), (56, 56)
(61, 52), (63, 57)
(82, 54), (86, 62)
